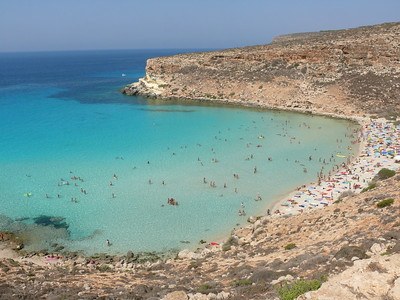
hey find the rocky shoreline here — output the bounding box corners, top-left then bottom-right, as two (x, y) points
(1, 22), (400, 299)
(122, 22), (400, 119)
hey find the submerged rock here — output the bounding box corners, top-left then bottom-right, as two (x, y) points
(33, 215), (69, 229)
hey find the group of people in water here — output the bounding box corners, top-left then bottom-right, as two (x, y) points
(167, 198), (178, 206)
(28, 116), (365, 253)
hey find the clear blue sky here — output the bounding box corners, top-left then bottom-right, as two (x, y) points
(1, 0), (399, 52)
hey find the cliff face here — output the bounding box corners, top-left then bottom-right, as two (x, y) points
(123, 22), (400, 118)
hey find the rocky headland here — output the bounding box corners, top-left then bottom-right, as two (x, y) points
(0, 22), (399, 299)
(123, 22), (400, 119)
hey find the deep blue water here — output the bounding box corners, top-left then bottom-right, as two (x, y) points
(0, 50), (357, 254)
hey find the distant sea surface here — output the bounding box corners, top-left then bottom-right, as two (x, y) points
(0, 50), (357, 254)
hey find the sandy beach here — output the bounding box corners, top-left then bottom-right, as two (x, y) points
(270, 117), (400, 216)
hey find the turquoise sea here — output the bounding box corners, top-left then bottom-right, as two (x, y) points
(0, 50), (357, 255)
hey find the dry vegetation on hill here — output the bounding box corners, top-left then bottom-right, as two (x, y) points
(123, 22), (400, 119)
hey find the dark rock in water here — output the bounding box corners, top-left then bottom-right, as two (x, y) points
(14, 217), (30, 222)
(33, 215), (69, 229)
(54, 245), (65, 252)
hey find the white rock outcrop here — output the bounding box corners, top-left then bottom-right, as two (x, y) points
(298, 253), (400, 300)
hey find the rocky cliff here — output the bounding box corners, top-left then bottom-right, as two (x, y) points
(123, 22), (400, 118)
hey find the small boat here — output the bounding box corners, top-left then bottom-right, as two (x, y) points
(121, 73), (126, 77)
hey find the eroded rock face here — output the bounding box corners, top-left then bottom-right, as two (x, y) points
(298, 253), (400, 300)
(123, 22), (400, 118)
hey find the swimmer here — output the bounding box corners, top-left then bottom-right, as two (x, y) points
(106, 239), (111, 246)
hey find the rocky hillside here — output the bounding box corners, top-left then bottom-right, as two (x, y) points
(0, 171), (399, 299)
(123, 22), (400, 118)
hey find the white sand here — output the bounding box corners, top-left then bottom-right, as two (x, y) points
(271, 118), (400, 216)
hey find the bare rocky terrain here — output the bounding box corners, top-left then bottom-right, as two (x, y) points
(123, 22), (400, 119)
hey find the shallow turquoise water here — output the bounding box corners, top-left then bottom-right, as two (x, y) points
(0, 50), (357, 254)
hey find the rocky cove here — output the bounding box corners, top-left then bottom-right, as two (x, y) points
(1, 22), (400, 299)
